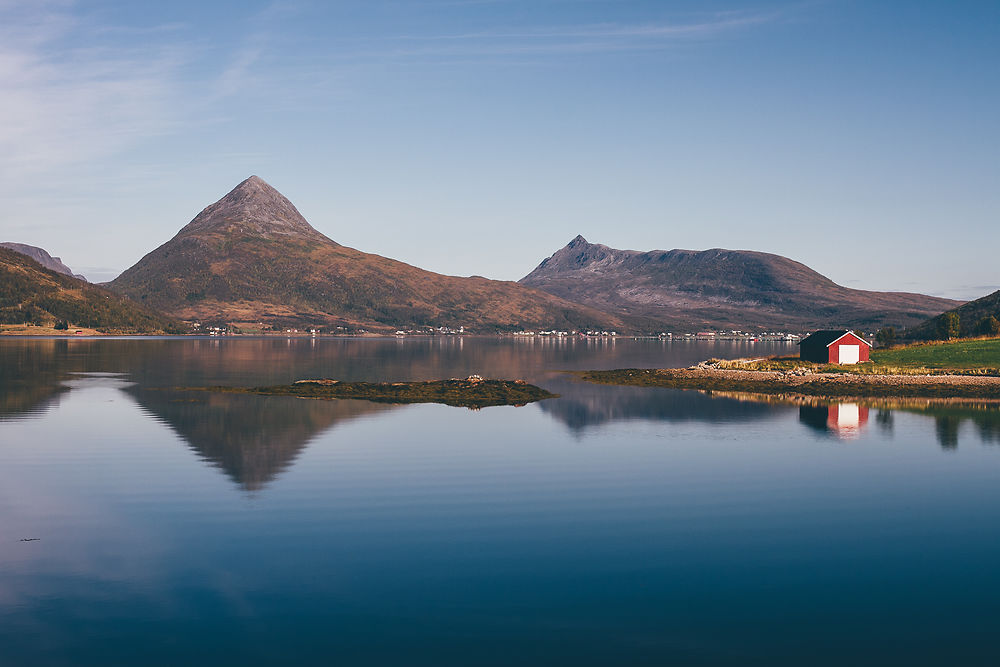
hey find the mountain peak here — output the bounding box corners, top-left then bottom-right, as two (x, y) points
(231, 174), (271, 194)
(521, 237), (961, 331)
(179, 175), (327, 241)
(109, 180), (630, 332)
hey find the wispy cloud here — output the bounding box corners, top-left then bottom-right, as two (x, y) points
(0, 2), (188, 184)
(213, 1), (302, 100)
(0, 0), (309, 197)
(0, 1), (783, 190)
(376, 9), (781, 59)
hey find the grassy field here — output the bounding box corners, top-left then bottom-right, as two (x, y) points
(871, 338), (1000, 369)
(703, 337), (1000, 376)
(0, 324), (104, 336)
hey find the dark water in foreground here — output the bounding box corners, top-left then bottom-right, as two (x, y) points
(2, 337), (1000, 666)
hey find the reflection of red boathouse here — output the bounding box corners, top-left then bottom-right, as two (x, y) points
(799, 403), (869, 439)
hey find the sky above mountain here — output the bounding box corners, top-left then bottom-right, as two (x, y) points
(1, 0), (997, 298)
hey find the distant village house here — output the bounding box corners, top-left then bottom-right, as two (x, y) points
(798, 330), (871, 364)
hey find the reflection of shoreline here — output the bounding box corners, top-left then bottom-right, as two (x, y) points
(701, 390), (1000, 411)
(704, 390), (1000, 449)
(576, 368), (1000, 400)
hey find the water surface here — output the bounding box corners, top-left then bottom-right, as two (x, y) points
(2, 337), (1000, 665)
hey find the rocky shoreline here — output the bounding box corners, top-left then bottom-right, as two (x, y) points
(189, 376), (557, 409)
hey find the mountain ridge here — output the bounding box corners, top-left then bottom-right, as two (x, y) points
(108, 177), (641, 332)
(520, 236), (961, 331)
(1, 242), (86, 281)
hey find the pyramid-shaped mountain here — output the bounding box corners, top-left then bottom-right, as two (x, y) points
(520, 236), (961, 331)
(109, 177), (632, 331)
(177, 174), (328, 240)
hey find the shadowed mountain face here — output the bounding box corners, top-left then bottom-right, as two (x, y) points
(520, 236), (961, 331)
(0, 247), (185, 332)
(907, 290), (1000, 339)
(108, 177), (635, 332)
(0, 243), (85, 280)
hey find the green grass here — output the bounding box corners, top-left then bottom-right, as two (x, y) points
(702, 338), (1000, 376)
(570, 338), (1000, 400)
(871, 338), (1000, 369)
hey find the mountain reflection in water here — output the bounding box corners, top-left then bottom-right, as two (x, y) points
(7, 337), (1000, 666)
(0, 338), (72, 420)
(538, 375), (788, 432)
(129, 388), (392, 490)
(2, 336), (999, 462)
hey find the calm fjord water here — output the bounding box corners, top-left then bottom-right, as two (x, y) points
(2, 337), (1000, 666)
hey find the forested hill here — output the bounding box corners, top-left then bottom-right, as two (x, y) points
(907, 290), (1000, 339)
(0, 242), (85, 280)
(0, 247), (186, 333)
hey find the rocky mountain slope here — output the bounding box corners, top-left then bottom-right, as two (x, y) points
(520, 236), (960, 331)
(108, 177), (637, 332)
(0, 247), (185, 332)
(1, 242), (86, 280)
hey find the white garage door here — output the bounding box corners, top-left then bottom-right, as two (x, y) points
(838, 345), (860, 364)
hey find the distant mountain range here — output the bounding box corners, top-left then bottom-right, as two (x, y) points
(5, 177), (965, 334)
(520, 236), (960, 331)
(1, 242), (86, 281)
(107, 176), (634, 332)
(0, 246), (184, 333)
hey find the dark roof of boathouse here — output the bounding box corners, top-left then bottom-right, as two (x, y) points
(798, 330), (871, 347)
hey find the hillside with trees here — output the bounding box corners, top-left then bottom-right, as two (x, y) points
(0, 247), (187, 333)
(907, 290), (1000, 340)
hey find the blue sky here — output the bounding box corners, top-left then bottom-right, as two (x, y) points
(1, 0), (997, 299)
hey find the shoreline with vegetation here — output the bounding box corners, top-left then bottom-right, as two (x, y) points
(575, 338), (1000, 400)
(184, 376), (557, 409)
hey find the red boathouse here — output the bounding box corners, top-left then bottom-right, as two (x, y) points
(798, 330), (871, 364)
